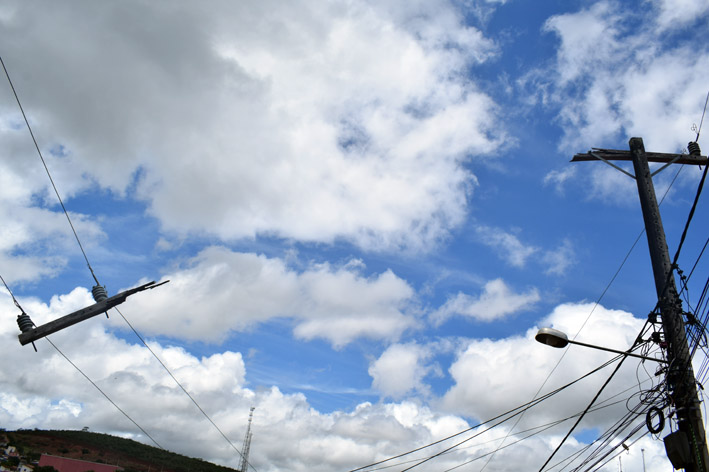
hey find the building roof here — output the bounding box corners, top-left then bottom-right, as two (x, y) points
(38, 455), (123, 472)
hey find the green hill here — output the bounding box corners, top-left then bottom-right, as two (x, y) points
(6, 429), (239, 472)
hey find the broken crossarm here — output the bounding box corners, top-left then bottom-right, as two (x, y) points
(18, 280), (169, 346)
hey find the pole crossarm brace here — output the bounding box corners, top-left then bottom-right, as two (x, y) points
(18, 280), (169, 346)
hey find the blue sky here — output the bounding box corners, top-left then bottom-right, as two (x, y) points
(1, 1), (708, 471)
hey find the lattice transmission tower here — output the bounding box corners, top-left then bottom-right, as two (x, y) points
(239, 407), (255, 472)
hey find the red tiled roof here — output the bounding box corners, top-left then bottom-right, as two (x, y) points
(38, 455), (123, 472)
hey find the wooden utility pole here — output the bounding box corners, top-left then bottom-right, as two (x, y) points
(572, 137), (709, 472)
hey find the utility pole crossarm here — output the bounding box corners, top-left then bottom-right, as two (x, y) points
(18, 280), (169, 346)
(572, 148), (708, 166)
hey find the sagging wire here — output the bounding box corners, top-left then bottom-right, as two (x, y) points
(350, 355), (626, 472)
(456, 385), (655, 472)
(0, 56), (256, 464)
(537, 321), (672, 472)
(1, 55), (255, 471)
(0, 273), (161, 448)
(114, 306), (258, 472)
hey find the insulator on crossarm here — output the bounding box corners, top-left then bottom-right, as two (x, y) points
(17, 313), (38, 352)
(92, 284), (108, 302)
(688, 141), (701, 156)
(17, 312), (34, 333)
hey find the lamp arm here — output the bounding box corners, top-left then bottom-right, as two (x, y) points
(567, 339), (666, 363)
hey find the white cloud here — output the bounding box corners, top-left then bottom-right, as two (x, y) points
(474, 225), (538, 267)
(0, 290), (675, 471)
(432, 278), (540, 323)
(543, 1), (625, 87)
(117, 246), (417, 347)
(543, 166), (577, 194)
(369, 343), (432, 399)
(654, 0), (709, 30)
(441, 302), (658, 435)
(0, 150), (105, 283)
(473, 225), (576, 275)
(0, 291), (488, 472)
(542, 238), (576, 276)
(0, 0), (507, 252)
(541, 0), (709, 155)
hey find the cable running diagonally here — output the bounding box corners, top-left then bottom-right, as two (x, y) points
(1, 55), (256, 471)
(537, 355), (630, 471)
(1, 275), (161, 448)
(351, 355), (626, 472)
(45, 336), (164, 449)
(479, 166), (682, 471)
(0, 55), (99, 285)
(1, 274), (26, 312)
(115, 307), (258, 472)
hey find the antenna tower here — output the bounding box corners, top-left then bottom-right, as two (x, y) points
(239, 407), (255, 472)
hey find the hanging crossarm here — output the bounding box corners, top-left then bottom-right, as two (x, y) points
(18, 280), (169, 346)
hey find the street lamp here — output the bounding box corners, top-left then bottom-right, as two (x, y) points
(535, 327), (666, 363)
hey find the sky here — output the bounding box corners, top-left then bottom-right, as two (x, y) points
(1, 1), (708, 471)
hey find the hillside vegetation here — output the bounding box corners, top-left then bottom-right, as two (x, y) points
(6, 430), (239, 472)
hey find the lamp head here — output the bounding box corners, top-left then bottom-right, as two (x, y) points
(535, 327), (569, 348)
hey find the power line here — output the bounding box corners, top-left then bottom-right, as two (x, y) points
(349, 355), (627, 472)
(1, 275), (161, 449)
(1, 54), (253, 470)
(115, 307), (258, 472)
(1, 274), (25, 312)
(478, 165), (684, 470)
(538, 342), (639, 471)
(0, 55), (99, 286)
(44, 336), (164, 449)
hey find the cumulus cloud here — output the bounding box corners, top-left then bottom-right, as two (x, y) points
(1, 289), (675, 471)
(117, 246), (417, 347)
(432, 278), (540, 324)
(441, 302), (657, 432)
(0, 290), (502, 472)
(0, 0), (507, 252)
(369, 343), (432, 399)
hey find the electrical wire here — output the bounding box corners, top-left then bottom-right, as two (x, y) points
(350, 354), (628, 472)
(0, 55), (99, 286)
(44, 336), (164, 449)
(1, 274), (26, 312)
(537, 352), (630, 471)
(478, 164), (684, 471)
(1, 54), (256, 471)
(365, 366), (656, 472)
(1, 275), (161, 449)
(114, 307), (258, 472)
(670, 147), (708, 276)
(442, 393), (648, 472)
